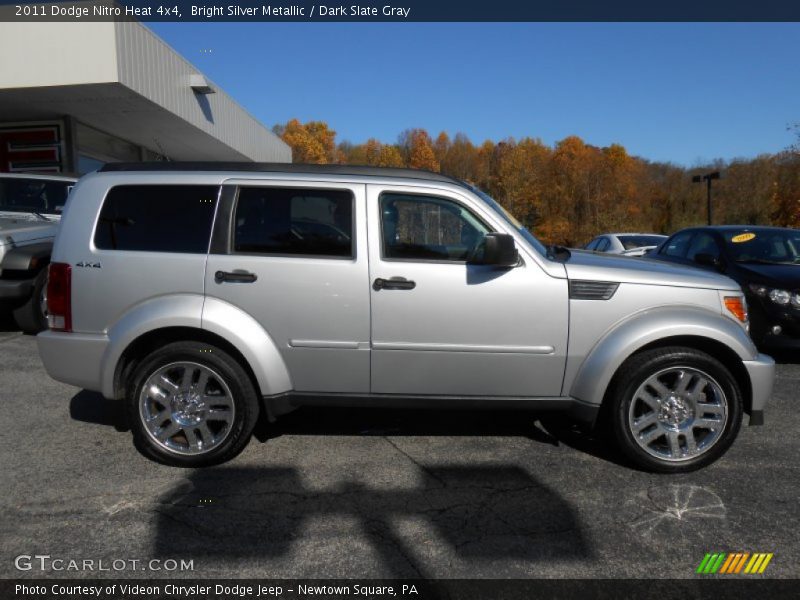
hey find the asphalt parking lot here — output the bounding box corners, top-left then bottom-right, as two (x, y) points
(1, 327), (798, 580)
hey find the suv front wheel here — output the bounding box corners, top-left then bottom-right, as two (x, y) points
(127, 341), (260, 467)
(609, 346), (743, 473)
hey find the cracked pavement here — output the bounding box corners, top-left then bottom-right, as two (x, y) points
(1, 330), (798, 578)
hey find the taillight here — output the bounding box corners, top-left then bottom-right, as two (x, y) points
(47, 262), (72, 332)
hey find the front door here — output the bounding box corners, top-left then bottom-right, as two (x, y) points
(367, 184), (568, 397)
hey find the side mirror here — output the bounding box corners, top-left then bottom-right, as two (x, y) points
(468, 233), (519, 267)
(694, 253), (723, 270)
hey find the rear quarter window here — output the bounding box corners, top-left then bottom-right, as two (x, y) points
(94, 185), (219, 253)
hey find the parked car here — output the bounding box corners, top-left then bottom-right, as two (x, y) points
(37, 163), (773, 472)
(0, 172), (76, 332)
(584, 233), (667, 257)
(648, 225), (800, 350)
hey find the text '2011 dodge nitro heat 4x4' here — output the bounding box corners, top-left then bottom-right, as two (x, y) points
(37, 163), (775, 472)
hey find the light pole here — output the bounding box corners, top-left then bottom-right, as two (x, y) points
(692, 171), (721, 225)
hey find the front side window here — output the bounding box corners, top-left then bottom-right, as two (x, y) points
(686, 232), (721, 261)
(234, 187), (353, 258)
(662, 231), (694, 258)
(380, 193), (491, 261)
(94, 185), (218, 253)
(596, 238), (611, 252)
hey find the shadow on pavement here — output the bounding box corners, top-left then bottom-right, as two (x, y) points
(153, 465), (592, 577)
(69, 390), (129, 432)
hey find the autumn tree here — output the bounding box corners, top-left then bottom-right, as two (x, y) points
(399, 128), (440, 172)
(275, 119), (336, 164)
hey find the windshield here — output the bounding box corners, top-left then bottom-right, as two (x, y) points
(618, 235), (665, 250)
(0, 177), (71, 216)
(724, 229), (800, 264)
(468, 185), (550, 257)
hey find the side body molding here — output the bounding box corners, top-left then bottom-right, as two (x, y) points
(567, 306), (758, 407)
(201, 296), (293, 396)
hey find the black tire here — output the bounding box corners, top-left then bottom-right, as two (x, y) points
(608, 346), (743, 473)
(12, 269), (48, 334)
(126, 341), (260, 467)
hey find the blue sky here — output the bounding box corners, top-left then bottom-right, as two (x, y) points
(150, 22), (799, 165)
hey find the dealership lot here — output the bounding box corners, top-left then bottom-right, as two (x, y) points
(1, 329), (798, 579)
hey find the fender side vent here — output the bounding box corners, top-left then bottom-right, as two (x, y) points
(569, 280), (619, 300)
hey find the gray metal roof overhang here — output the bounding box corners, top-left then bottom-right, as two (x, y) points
(0, 82), (253, 161)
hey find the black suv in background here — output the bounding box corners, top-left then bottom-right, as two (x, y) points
(648, 225), (800, 350)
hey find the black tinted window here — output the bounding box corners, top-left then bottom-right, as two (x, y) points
(234, 187), (353, 258)
(94, 185), (218, 253)
(0, 178), (72, 215)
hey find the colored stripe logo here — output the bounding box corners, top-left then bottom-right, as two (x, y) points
(696, 552), (773, 574)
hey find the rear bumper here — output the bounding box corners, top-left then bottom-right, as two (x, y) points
(36, 330), (109, 393)
(742, 353), (775, 425)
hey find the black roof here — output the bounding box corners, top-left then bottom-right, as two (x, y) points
(99, 162), (465, 186)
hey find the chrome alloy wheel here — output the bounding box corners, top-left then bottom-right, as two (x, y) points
(139, 361), (235, 456)
(628, 367), (728, 462)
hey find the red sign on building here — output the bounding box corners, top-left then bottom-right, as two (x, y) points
(0, 124), (63, 173)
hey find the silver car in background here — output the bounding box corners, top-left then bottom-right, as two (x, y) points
(37, 163), (774, 472)
(585, 232), (667, 257)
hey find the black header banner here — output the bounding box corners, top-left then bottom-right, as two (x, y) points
(1, 0), (800, 22)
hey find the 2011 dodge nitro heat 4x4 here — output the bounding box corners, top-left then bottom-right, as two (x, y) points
(37, 163), (774, 472)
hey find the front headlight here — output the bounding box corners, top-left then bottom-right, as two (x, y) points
(748, 283), (795, 307)
(768, 289), (791, 305)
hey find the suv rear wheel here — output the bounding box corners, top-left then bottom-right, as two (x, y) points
(127, 341), (260, 467)
(609, 346), (743, 473)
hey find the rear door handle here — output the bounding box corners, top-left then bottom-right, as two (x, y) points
(373, 277), (416, 291)
(215, 270), (257, 284)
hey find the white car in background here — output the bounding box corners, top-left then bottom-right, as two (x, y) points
(0, 172), (76, 332)
(584, 233), (667, 257)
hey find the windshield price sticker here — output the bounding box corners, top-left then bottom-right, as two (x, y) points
(731, 233), (757, 243)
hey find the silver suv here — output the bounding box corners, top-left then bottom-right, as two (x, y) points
(37, 163), (774, 472)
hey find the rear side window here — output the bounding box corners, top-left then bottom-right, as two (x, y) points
(233, 187), (353, 258)
(94, 185), (218, 253)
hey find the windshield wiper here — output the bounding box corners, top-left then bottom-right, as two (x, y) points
(737, 258), (794, 265)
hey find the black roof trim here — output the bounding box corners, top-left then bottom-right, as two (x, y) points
(99, 162), (465, 186)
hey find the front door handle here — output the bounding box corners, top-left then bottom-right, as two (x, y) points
(215, 270), (258, 284)
(373, 277), (416, 291)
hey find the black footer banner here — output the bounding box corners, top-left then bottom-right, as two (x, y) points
(3, 579), (800, 600)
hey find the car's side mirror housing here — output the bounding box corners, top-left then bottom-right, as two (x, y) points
(694, 252), (723, 271)
(468, 233), (519, 267)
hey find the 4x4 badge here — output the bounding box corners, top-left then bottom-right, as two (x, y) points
(75, 262), (101, 268)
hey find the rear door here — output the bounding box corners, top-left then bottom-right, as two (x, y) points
(367, 184), (568, 397)
(204, 181), (370, 393)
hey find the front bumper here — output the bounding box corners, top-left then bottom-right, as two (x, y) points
(742, 352), (775, 425)
(37, 330), (109, 393)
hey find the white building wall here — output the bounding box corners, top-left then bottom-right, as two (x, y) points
(0, 21), (118, 88)
(114, 22), (290, 162)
